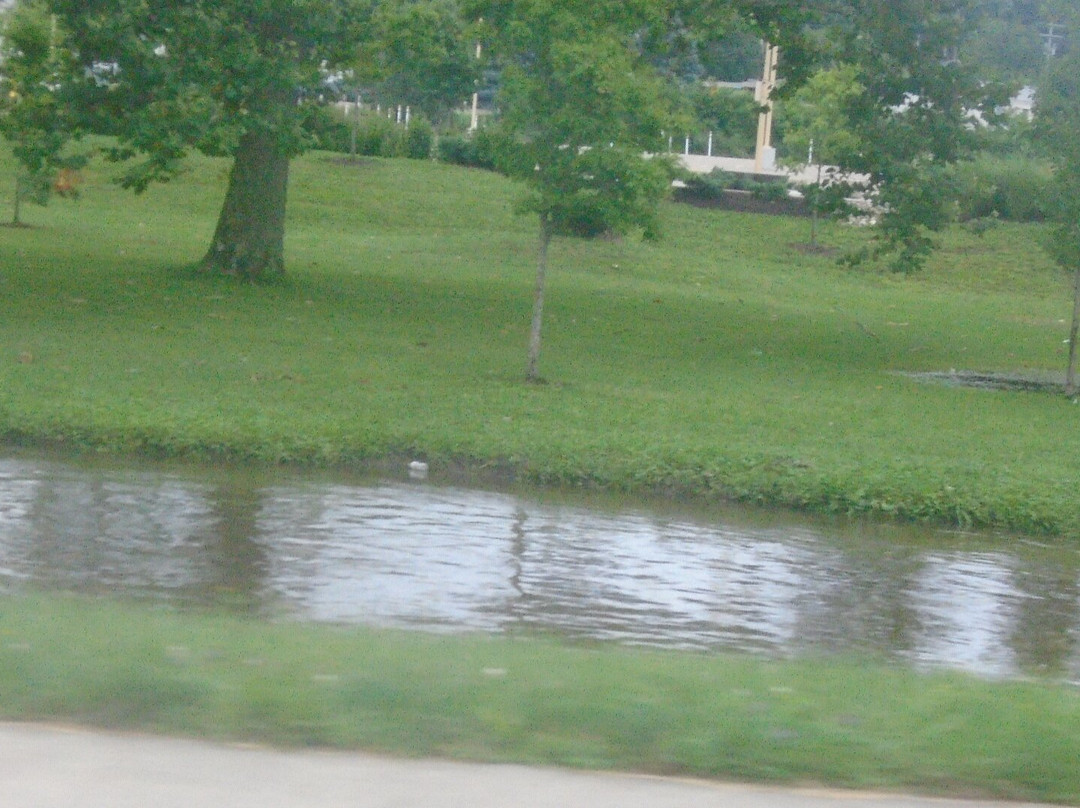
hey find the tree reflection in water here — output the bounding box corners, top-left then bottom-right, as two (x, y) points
(0, 455), (1078, 680)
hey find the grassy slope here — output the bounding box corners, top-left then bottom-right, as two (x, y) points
(3, 155), (1080, 804)
(0, 149), (1077, 536)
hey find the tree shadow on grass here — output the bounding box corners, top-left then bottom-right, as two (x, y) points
(898, 369), (1067, 394)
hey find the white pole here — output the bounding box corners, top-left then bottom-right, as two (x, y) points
(405, 106), (411, 127)
(707, 131), (713, 157)
(350, 92), (359, 157)
(470, 38), (482, 131)
(684, 136), (690, 155)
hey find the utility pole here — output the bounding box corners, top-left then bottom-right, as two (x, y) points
(1043, 23), (1066, 59)
(754, 42), (779, 174)
(469, 19), (483, 131)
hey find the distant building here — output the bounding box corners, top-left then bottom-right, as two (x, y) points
(1009, 86), (1036, 119)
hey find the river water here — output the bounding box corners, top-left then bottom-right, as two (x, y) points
(1, 452), (1078, 680)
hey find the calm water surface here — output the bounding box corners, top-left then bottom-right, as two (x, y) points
(1, 453), (1078, 680)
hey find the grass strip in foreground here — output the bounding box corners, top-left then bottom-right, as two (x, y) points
(1, 594), (1078, 804)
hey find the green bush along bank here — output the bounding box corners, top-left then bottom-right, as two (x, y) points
(0, 147), (1077, 537)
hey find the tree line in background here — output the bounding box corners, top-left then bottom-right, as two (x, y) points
(1, 0), (1080, 384)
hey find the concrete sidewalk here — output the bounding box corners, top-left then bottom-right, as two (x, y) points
(0, 722), (1064, 808)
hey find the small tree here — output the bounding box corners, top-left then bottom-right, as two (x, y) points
(810, 0), (994, 272)
(1035, 42), (1080, 395)
(780, 66), (863, 248)
(476, 2), (677, 381)
(0, 0), (84, 226)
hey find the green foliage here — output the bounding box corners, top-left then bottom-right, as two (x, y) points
(949, 155), (1054, 222)
(960, 0), (1072, 80)
(971, 112), (1039, 159)
(354, 113), (405, 157)
(681, 168), (791, 202)
(401, 116), (434, 159)
(302, 105), (354, 153)
(0, 0), (87, 223)
(686, 85), (759, 157)
(960, 15), (1046, 83)
(436, 126), (523, 171)
(436, 133), (491, 169)
(1032, 42), (1080, 391)
(371, 0), (478, 124)
(1035, 48), (1080, 268)
(46, 0), (372, 190)
(780, 66), (863, 168)
(259, 104), (439, 161)
(647, 0), (1006, 272)
(476, 1), (684, 378)
(819, 1), (999, 271)
(489, 3), (679, 238)
(696, 25), (763, 82)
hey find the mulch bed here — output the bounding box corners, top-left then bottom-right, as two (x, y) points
(672, 187), (811, 218)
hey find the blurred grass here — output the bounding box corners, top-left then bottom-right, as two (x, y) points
(0, 147), (1077, 535)
(1, 594), (1078, 803)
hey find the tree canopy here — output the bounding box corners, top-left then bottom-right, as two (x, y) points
(45, 0), (378, 278)
(31, 0), (993, 278)
(811, 0), (996, 271)
(370, 0), (478, 123)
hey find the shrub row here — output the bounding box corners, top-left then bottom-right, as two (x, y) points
(434, 128), (512, 171)
(304, 106), (1055, 228)
(680, 168), (791, 202)
(949, 155), (1054, 223)
(305, 106), (434, 160)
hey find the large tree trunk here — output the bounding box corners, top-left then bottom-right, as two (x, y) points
(526, 214), (552, 383)
(1066, 263), (1080, 396)
(200, 129), (290, 280)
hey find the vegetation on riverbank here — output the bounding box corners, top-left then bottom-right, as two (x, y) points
(1, 594), (1078, 804)
(0, 147), (1077, 536)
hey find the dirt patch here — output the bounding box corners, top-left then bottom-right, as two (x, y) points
(323, 156), (375, 168)
(788, 242), (839, 257)
(898, 369), (1067, 393)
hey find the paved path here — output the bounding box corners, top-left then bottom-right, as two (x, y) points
(0, 722), (1065, 808)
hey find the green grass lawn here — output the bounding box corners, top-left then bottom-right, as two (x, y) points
(0, 147), (1077, 536)
(3, 151), (1080, 803)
